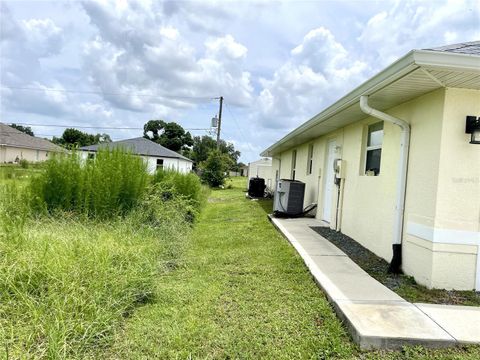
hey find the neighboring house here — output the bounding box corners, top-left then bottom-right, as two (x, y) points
(240, 164), (249, 177)
(79, 137), (193, 174)
(261, 41), (480, 291)
(248, 158), (279, 191)
(0, 122), (63, 163)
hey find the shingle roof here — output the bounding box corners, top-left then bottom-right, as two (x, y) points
(0, 122), (64, 152)
(80, 137), (192, 162)
(424, 41), (480, 55)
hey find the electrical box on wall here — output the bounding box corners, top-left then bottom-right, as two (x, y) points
(333, 159), (346, 179)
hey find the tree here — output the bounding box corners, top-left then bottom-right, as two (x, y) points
(199, 149), (233, 187)
(10, 123), (34, 136)
(52, 128), (112, 148)
(143, 120), (193, 153)
(188, 135), (240, 169)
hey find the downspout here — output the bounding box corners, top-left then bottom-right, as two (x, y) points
(359, 95), (410, 274)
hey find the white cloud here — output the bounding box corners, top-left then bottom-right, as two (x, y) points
(256, 26), (368, 130)
(206, 35), (248, 60)
(358, 0), (480, 66)
(21, 18), (63, 57)
(80, 0), (254, 111)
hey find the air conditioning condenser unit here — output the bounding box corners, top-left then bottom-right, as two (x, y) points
(273, 179), (305, 216)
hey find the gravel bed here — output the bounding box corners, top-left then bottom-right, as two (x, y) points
(311, 226), (480, 306)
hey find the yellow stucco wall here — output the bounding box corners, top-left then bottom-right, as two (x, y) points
(404, 88), (480, 290)
(436, 88), (480, 232)
(271, 87), (480, 290)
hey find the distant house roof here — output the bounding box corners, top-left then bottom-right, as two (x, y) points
(0, 122), (64, 152)
(80, 137), (192, 162)
(424, 41), (480, 55)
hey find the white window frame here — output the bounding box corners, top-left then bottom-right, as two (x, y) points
(364, 121), (384, 176)
(291, 149), (297, 180)
(156, 158), (164, 170)
(306, 144), (314, 175)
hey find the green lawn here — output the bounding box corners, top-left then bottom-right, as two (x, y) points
(2, 171), (479, 358)
(104, 177), (480, 359)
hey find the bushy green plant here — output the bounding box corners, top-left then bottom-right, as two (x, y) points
(152, 168), (205, 210)
(30, 149), (148, 218)
(19, 158), (29, 168)
(199, 149), (233, 187)
(140, 182), (199, 224)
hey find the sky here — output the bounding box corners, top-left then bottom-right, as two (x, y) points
(1, 0), (479, 163)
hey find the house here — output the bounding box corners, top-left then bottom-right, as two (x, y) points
(240, 164), (249, 177)
(79, 137), (193, 174)
(0, 122), (64, 163)
(248, 158), (279, 192)
(262, 41), (480, 291)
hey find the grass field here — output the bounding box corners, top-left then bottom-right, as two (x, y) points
(0, 164), (194, 358)
(104, 177), (480, 359)
(2, 170), (480, 358)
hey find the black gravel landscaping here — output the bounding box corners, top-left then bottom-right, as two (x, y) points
(311, 226), (480, 307)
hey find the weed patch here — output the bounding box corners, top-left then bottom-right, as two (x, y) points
(29, 149), (148, 219)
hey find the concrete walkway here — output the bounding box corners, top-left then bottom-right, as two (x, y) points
(269, 216), (480, 350)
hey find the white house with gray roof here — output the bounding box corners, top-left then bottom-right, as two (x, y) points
(0, 122), (64, 163)
(79, 137), (193, 174)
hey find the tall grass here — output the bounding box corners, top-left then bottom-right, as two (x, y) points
(0, 180), (192, 358)
(30, 149), (148, 218)
(152, 168), (206, 211)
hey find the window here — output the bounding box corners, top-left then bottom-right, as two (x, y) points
(307, 144), (314, 175)
(291, 149), (297, 180)
(365, 122), (384, 176)
(87, 153), (95, 160)
(156, 158), (164, 169)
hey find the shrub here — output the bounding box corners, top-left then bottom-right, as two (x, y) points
(140, 182), (199, 224)
(29, 149), (149, 219)
(199, 149), (233, 187)
(19, 158), (29, 168)
(152, 168), (205, 209)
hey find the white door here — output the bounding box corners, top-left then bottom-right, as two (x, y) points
(322, 140), (336, 222)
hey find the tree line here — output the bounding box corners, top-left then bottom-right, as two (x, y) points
(10, 120), (244, 184)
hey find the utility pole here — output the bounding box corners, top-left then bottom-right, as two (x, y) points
(216, 96), (223, 149)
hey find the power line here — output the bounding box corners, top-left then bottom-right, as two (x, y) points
(6, 122), (210, 131)
(224, 102), (255, 154)
(1, 86), (217, 101)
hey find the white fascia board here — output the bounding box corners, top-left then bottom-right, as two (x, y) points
(413, 50), (480, 73)
(260, 49), (480, 157)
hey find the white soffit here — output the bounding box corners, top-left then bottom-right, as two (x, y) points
(261, 50), (480, 157)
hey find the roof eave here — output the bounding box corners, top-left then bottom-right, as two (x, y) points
(413, 50), (480, 73)
(260, 49), (480, 157)
(260, 50), (417, 157)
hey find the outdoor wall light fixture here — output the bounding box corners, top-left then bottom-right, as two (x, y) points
(466, 116), (480, 144)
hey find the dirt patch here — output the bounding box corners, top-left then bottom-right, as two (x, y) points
(311, 226), (480, 306)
